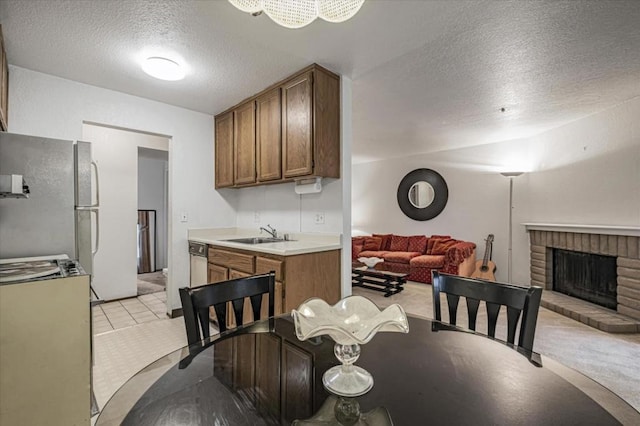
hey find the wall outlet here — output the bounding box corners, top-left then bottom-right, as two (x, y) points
(314, 212), (325, 225)
(180, 212), (188, 223)
(254, 211), (261, 223)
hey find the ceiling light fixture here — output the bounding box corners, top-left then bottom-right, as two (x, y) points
(229, 0), (366, 29)
(141, 57), (185, 81)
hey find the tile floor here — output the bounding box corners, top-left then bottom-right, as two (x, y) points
(92, 283), (640, 419)
(92, 292), (167, 334)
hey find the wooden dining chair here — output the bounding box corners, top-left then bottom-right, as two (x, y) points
(432, 271), (543, 352)
(179, 272), (275, 346)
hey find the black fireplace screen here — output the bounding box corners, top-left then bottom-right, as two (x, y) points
(553, 249), (617, 309)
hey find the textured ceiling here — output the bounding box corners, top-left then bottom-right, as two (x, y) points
(1, 0), (639, 164)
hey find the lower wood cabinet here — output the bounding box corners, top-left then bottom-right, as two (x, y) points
(207, 245), (341, 323)
(213, 321), (335, 424)
(207, 262), (228, 283)
(281, 341), (314, 421)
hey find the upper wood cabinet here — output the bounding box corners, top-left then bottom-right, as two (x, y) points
(0, 25), (8, 132)
(256, 88), (282, 182)
(214, 64), (340, 188)
(282, 72), (313, 178)
(214, 112), (234, 188)
(233, 101), (256, 185)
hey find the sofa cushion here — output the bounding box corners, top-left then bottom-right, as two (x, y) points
(358, 250), (389, 259)
(372, 233), (393, 251)
(362, 236), (383, 251)
(407, 235), (428, 254)
(426, 235), (451, 254)
(410, 255), (445, 269)
(431, 238), (458, 255)
(389, 235), (410, 251)
(352, 240), (364, 260)
(383, 251), (421, 264)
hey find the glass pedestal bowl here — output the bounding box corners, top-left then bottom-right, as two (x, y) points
(357, 257), (384, 269)
(292, 296), (409, 397)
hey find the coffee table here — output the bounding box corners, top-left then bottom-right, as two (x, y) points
(352, 265), (407, 297)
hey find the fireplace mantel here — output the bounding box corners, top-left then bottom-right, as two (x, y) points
(524, 223), (640, 237)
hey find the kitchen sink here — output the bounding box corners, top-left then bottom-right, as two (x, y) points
(223, 237), (290, 244)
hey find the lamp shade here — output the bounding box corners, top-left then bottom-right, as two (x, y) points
(229, 0), (366, 29)
(500, 172), (524, 178)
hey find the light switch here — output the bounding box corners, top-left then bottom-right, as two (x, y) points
(314, 212), (325, 224)
(180, 212), (188, 223)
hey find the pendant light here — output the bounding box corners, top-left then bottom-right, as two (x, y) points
(229, 0), (366, 29)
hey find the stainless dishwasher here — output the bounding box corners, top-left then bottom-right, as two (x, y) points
(189, 241), (208, 287)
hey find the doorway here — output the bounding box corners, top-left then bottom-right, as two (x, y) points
(137, 147), (169, 295)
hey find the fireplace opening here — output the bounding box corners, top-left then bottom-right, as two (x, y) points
(553, 249), (617, 309)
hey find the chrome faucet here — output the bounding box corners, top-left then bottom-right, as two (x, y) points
(260, 224), (278, 238)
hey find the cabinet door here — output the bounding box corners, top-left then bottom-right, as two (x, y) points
(260, 280), (283, 317)
(256, 334), (282, 420)
(234, 101), (256, 185)
(214, 112), (234, 188)
(255, 256), (284, 281)
(232, 334), (256, 399)
(256, 88), (282, 182)
(281, 341), (313, 423)
(282, 72), (313, 178)
(207, 263), (228, 283)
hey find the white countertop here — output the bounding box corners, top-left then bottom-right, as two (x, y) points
(188, 228), (342, 256)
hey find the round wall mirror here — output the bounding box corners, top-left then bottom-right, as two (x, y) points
(397, 169), (448, 221)
(408, 181), (435, 208)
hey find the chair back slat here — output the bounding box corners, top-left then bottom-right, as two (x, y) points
(486, 302), (501, 337)
(446, 294), (460, 326)
(466, 298), (480, 331)
(432, 272), (543, 352)
(506, 306), (521, 344)
(179, 272), (276, 346)
(250, 294), (262, 322)
(213, 302), (227, 332)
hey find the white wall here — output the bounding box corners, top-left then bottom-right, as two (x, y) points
(234, 178), (344, 234)
(352, 96), (640, 286)
(525, 97), (640, 226)
(8, 66), (235, 312)
(138, 147), (169, 270)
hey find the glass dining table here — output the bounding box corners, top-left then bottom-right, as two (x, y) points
(96, 315), (639, 425)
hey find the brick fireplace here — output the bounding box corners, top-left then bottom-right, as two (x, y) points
(526, 224), (640, 321)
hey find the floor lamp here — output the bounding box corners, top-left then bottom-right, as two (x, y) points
(500, 172), (524, 283)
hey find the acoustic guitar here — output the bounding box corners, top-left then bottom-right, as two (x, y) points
(471, 234), (496, 281)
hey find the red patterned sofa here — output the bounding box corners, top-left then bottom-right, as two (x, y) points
(352, 234), (476, 284)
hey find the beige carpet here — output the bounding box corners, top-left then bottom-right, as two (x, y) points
(136, 271), (166, 295)
(353, 281), (640, 412)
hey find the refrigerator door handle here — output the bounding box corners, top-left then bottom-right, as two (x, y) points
(91, 160), (100, 208)
(92, 209), (100, 255)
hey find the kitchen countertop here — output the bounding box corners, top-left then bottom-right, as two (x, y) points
(188, 228), (342, 256)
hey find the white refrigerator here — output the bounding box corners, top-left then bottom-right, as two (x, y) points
(0, 132), (99, 274)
